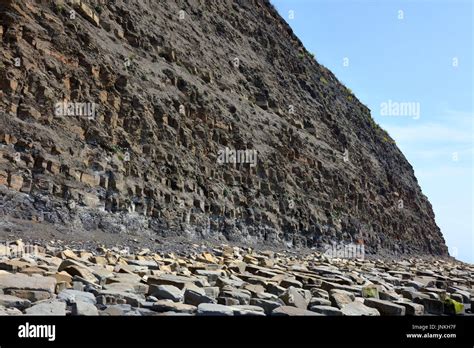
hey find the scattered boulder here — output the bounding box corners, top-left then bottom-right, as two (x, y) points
(330, 290), (354, 309)
(341, 301), (380, 316)
(72, 301), (99, 316)
(279, 286), (309, 309)
(0, 294), (31, 310)
(309, 305), (343, 316)
(394, 301), (424, 316)
(364, 299), (406, 316)
(151, 300), (196, 314)
(197, 303), (234, 316)
(149, 285), (183, 302)
(25, 300), (66, 316)
(184, 288), (216, 306)
(58, 289), (97, 305)
(271, 306), (321, 316)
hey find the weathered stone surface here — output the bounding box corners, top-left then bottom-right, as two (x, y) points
(195, 270), (223, 285)
(147, 275), (202, 289)
(25, 300), (66, 316)
(309, 297), (332, 307)
(104, 281), (148, 295)
(341, 302), (380, 316)
(364, 299), (406, 316)
(0, 273), (56, 297)
(401, 289), (430, 301)
(271, 306), (321, 316)
(266, 283), (286, 297)
(57, 289), (97, 305)
(448, 288), (471, 303)
(279, 286), (308, 309)
(101, 304), (140, 316)
(309, 305), (343, 316)
(197, 303), (234, 316)
(379, 291), (401, 301)
(394, 301), (424, 316)
(203, 287), (220, 298)
(231, 305), (266, 316)
(249, 298), (283, 314)
(362, 285), (380, 299)
(72, 301), (99, 316)
(97, 289), (144, 307)
(184, 288), (216, 306)
(449, 293), (463, 304)
(243, 284), (266, 295)
(151, 300), (196, 314)
(0, 260), (31, 272)
(0, 294), (31, 310)
(59, 260), (99, 284)
(412, 298), (442, 315)
(149, 285), (183, 302)
(330, 291), (354, 309)
(280, 278), (303, 288)
(221, 288), (251, 305)
(217, 297), (240, 306)
(0, 306), (23, 316)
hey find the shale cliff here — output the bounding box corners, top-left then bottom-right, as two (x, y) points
(0, 0), (448, 256)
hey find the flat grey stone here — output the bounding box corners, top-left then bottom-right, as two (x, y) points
(203, 286), (220, 298)
(184, 288), (216, 306)
(309, 305), (343, 316)
(98, 289), (145, 307)
(0, 305), (23, 316)
(151, 300), (196, 314)
(309, 297), (332, 306)
(230, 305), (266, 316)
(25, 300), (66, 316)
(149, 284), (183, 302)
(418, 298), (444, 315)
(101, 304), (134, 316)
(279, 286), (308, 309)
(250, 298), (283, 314)
(364, 298), (406, 316)
(0, 294), (31, 310)
(272, 306), (321, 316)
(58, 289), (97, 305)
(330, 291), (354, 309)
(341, 301), (380, 316)
(394, 301), (424, 315)
(147, 274), (206, 289)
(72, 301), (99, 315)
(197, 303), (235, 316)
(0, 273), (56, 294)
(221, 288), (251, 305)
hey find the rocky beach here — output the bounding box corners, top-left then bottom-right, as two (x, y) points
(0, 239), (471, 316)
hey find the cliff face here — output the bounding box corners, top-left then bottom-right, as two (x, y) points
(0, 0), (448, 256)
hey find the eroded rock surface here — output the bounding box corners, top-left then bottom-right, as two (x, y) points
(0, 0), (448, 257)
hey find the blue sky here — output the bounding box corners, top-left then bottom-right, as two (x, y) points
(272, 0), (473, 263)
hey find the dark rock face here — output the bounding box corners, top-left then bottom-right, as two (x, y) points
(0, 0), (448, 256)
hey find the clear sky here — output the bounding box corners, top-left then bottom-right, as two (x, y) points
(271, 0), (473, 263)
